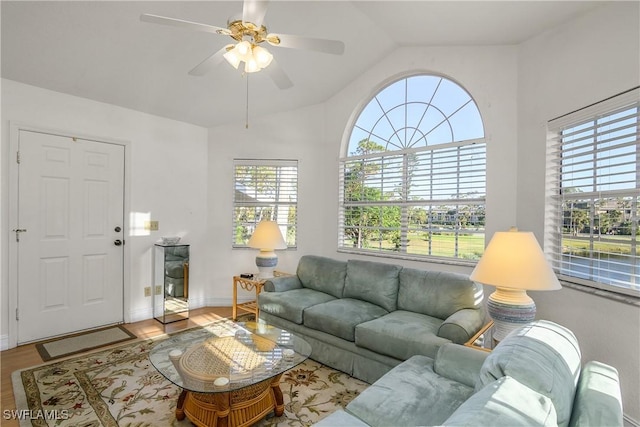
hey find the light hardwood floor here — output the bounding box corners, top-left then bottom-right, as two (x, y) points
(0, 306), (232, 427)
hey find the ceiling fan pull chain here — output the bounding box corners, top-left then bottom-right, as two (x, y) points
(246, 73), (250, 129)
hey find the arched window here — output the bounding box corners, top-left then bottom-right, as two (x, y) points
(339, 74), (486, 261)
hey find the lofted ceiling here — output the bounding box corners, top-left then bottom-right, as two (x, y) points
(1, 1), (604, 128)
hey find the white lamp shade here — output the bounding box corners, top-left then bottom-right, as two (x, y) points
(470, 227), (561, 291)
(248, 221), (287, 250)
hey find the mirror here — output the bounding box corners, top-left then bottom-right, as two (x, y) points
(154, 243), (189, 323)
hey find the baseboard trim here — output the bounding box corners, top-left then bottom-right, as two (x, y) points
(625, 414), (640, 427)
(126, 299), (239, 324)
(0, 334), (9, 351)
(128, 306), (153, 323)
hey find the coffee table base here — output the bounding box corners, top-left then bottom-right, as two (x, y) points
(176, 374), (285, 427)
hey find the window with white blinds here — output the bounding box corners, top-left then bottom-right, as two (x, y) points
(339, 74), (486, 261)
(545, 88), (640, 297)
(233, 159), (297, 248)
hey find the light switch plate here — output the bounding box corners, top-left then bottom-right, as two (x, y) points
(144, 220), (159, 231)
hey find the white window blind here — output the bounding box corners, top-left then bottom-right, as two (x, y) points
(233, 159), (297, 248)
(339, 140), (486, 260)
(545, 88), (640, 297)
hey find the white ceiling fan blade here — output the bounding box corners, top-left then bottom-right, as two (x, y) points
(267, 33), (345, 55)
(265, 59), (293, 90)
(140, 14), (230, 36)
(243, 0), (269, 28)
(188, 46), (228, 76)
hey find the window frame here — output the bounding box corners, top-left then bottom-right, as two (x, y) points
(545, 88), (640, 298)
(232, 158), (298, 249)
(338, 73), (486, 264)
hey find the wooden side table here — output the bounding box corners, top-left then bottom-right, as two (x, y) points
(232, 276), (265, 321)
(464, 320), (495, 352)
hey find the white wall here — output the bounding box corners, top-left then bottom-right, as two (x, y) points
(517, 3), (640, 423)
(1, 79), (209, 347)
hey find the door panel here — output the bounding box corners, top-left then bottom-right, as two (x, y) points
(17, 130), (125, 343)
(41, 257), (69, 310)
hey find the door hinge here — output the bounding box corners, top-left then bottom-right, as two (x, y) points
(16, 308), (19, 321)
(16, 151), (20, 164)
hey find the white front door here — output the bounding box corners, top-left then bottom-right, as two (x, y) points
(16, 130), (125, 344)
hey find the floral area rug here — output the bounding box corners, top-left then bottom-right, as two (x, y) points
(12, 319), (368, 427)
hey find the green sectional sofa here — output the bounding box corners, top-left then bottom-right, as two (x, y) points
(316, 320), (623, 426)
(258, 255), (486, 384)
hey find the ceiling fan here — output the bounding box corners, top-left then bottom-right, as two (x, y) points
(140, 0), (345, 90)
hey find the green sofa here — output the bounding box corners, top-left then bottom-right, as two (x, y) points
(258, 255), (485, 384)
(316, 320), (623, 426)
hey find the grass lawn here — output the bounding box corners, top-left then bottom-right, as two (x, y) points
(562, 235), (633, 255)
(348, 232), (486, 260)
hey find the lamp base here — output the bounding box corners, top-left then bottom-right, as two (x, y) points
(487, 288), (536, 342)
(255, 250), (278, 280)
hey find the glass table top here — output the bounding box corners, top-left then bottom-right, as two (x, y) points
(149, 319), (311, 393)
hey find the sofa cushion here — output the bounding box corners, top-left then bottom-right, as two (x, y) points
(297, 255), (347, 299)
(398, 268), (482, 319)
(444, 376), (558, 426)
(355, 310), (451, 360)
(343, 259), (401, 312)
(346, 355), (474, 426)
(258, 288), (335, 324)
(477, 320), (581, 427)
(304, 298), (388, 341)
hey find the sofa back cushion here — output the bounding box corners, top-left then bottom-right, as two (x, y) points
(477, 320), (581, 427)
(343, 260), (401, 311)
(398, 269), (481, 319)
(297, 255), (347, 298)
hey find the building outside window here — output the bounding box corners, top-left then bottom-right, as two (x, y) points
(233, 159), (298, 248)
(545, 88), (639, 297)
(339, 74), (486, 262)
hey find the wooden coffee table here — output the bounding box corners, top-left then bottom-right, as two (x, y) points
(149, 320), (311, 427)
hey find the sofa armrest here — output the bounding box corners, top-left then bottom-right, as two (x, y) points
(437, 308), (486, 344)
(569, 361), (623, 427)
(263, 275), (303, 292)
(434, 343), (489, 388)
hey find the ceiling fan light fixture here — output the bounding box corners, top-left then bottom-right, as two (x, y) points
(223, 44), (241, 69)
(244, 56), (260, 73)
(252, 45), (273, 69)
(236, 40), (252, 59)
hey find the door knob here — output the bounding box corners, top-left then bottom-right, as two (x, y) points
(114, 239), (123, 246)
(114, 226), (122, 232)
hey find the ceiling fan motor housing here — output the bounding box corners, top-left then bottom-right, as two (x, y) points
(227, 19), (278, 45)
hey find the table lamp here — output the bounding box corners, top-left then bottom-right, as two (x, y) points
(470, 227), (561, 342)
(248, 220), (287, 279)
